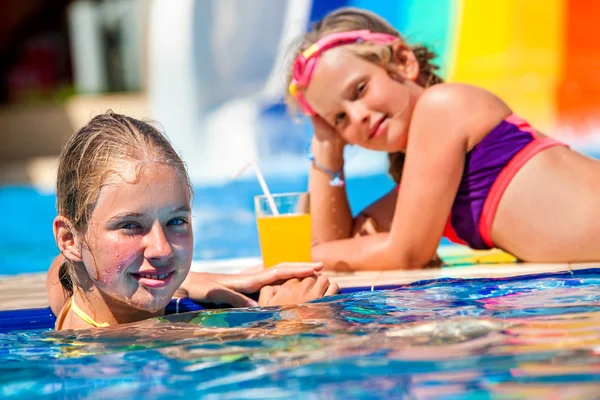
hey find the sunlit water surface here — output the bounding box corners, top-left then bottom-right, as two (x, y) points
(3, 269), (600, 399)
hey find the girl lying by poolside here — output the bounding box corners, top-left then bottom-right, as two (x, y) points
(286, 7), (600, 271)
(48, 111), (338, 330)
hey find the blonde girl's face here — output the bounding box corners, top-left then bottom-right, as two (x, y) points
(303, 47), (423, 153)
(80, 162), (193, 312)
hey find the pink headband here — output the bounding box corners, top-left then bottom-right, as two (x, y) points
(289, 29), (398, 116)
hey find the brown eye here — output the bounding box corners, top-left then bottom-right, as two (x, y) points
(356, 81), (366, 98)
(335, 112), (346, 126)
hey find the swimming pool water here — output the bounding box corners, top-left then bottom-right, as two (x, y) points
(3, 269), (600, 399)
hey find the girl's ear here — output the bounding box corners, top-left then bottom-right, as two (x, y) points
(53, 216), (83, 263)
(390, 42), (420, 81)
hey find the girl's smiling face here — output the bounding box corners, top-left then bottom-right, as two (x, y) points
(80, 161), (193, 312)
(303, 47), (424, 153)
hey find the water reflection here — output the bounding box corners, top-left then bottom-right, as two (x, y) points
(3, 269), (600, 398)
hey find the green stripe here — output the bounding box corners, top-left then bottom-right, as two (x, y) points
(401, 0), (456, 78)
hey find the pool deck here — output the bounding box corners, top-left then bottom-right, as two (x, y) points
(1, 262), (598, 311)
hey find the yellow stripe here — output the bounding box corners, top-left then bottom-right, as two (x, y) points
(288, 82), (297, 97)
(302, 43), (320, 60)
(71, 297), (110, 328)
(448, 0), (565, 131)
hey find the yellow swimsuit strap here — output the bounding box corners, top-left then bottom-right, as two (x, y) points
(71, 297), (110, 328)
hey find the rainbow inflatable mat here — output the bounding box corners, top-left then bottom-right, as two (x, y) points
(438, 245), (517, 266)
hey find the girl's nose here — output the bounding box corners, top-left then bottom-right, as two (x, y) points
(144, 223), (174, 264)
(346, 101), (369, 126)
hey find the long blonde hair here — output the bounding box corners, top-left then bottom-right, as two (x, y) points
(286, 7), (443, 183)
(56, 111), (192, 294)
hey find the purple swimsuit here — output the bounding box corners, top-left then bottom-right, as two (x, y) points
(445, 114), (567, 249)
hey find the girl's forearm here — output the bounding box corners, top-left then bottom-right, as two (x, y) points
(311, 233), (432, 272)
(309, 139), (353, 243)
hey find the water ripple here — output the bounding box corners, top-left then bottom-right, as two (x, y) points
(3, 269), (600, 399)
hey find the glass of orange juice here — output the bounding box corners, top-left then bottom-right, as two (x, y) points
(254, 192), (312, 268)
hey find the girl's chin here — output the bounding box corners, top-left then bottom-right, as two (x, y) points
(128, 291), (175, 313)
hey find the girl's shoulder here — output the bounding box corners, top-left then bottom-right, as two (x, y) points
(413, 83), (512, 149)
(418, 83), (508, 113)
(54, 296), (72, 330)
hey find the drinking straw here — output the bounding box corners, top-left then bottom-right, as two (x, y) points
(232, 161), (279, 216)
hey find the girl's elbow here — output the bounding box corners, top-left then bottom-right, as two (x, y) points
(387, 245), (436, 270)
(380, 255), (423, 271)
(404, 255), (432, 270)
(412, 250), (441, 269)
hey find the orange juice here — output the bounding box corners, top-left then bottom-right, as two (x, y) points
(256, 213), (312, 268)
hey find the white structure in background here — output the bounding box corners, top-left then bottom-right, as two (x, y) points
(147, 0), (312, 183)
(68, 1), (108, 93)
(69, 0), (388, 184)
(68, 0), (142, 94)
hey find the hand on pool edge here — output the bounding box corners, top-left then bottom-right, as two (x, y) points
(257, 275), (340, 306)
(178, 263), (326, 308)
(211, 262), (324, 293)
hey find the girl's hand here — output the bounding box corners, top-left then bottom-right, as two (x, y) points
(311, 115), (344, 146)
(178, 263), (326, 307)
(310, 116), (346, 168)
(215, 262), (325, 294)
(257, 275), (339, 306)
(176, 279), (260, 308)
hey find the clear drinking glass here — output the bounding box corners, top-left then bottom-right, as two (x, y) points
(254, 192), (311, 268)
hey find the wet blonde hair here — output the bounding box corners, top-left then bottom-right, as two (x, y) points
(286, 7), (443, 183)
(56, 111), (192, 294)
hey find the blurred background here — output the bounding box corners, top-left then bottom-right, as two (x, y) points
(2, 0), (600, 276)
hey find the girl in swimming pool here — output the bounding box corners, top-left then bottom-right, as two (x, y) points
(50, 111), (337, 330)
(286, 7), (600, 271)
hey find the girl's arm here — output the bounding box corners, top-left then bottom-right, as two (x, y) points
(309, 116), (353, 243)
(176, 262), (335, 307)
(309, 117), (400, 243)
(312, 84), (507, 270)
(350, 189), (442, 268)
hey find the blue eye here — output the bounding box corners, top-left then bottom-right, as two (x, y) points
(168, 217), (188, 226)
(119, 222), (140, 230)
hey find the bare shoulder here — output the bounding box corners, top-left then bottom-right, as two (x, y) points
(416, 83), (507, 107)
(47, 254), (69, 316)
(53, 296), (72, 330)
(412, 84), (512, 147)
